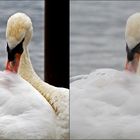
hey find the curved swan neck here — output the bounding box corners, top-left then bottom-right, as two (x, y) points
(18, 48), (36, 79)
(18, 47), (52, 91)
(18, 46), (69, 139)
(18, 47), (60, 111)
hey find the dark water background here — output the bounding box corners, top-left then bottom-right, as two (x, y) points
(70, 1), (140, 77)
(0, 0), (44, 79)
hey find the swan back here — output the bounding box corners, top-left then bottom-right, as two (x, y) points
(0, 71), (56, 139)
(70, 69), (140, 139)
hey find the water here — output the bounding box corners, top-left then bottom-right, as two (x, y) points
(0, 0), (44, 79)
(70, 1), (140, 77)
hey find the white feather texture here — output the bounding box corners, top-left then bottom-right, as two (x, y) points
(0, 71), (56, 139)
(125, 13), (140, 49)
(70, 68), (140, 139)
(6, 13), (32, 49)
(6, 12), (69, 139)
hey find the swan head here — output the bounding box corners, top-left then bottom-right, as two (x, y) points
(125, 13), (140, 74)
(5, 12), (33, 72)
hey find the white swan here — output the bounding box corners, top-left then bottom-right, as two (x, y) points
(0, 36), (56, 139)
(6, 12), (69, 139)
(70, 13), (140, 139)
(125, 13), (140, 74)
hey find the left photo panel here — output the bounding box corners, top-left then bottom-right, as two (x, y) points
(0, 0), (69, 139)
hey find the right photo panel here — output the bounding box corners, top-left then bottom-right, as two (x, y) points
(70, 1), (140, 139)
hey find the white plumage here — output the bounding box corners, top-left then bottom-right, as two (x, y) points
(0, 71), (56, 139)
(70, 69), (140, 139)
(125, 13), (140, 50)
(6, 12), (69, 139)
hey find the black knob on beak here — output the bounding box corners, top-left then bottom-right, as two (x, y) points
(126, 42), (140, 62)
(6, 38), (24, 61)
(126, 45), (134, 61)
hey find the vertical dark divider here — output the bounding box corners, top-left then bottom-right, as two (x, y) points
(45, 0), (69, 88)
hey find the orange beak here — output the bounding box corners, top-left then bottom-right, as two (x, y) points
(125, 53), (140, 73)
(6, 53), (21, 73)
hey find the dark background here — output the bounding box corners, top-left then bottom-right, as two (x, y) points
(45, 0), (69, 88)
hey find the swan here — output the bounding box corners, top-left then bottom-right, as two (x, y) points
(6, 12), (69, 139)
(0, 32), (56, 139)
(125, 13), (140, 74)
(70, 12), (140, 139)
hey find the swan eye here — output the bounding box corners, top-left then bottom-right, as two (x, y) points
(7, 38), (24, 61)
